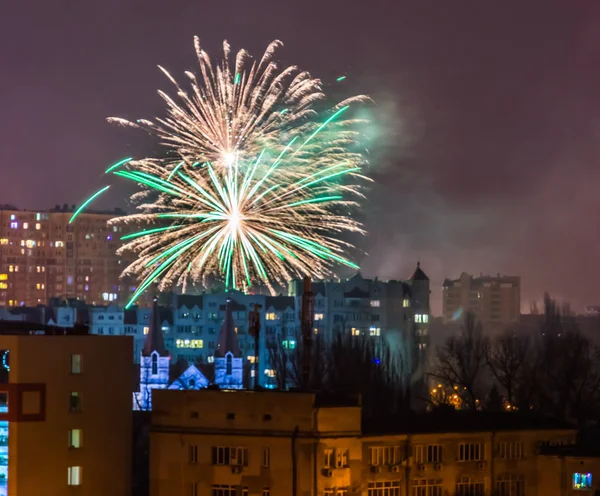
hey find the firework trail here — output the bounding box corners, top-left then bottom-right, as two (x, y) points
(75, 38), (370, 307)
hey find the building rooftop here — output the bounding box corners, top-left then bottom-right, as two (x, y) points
(363, 410), (574, 436)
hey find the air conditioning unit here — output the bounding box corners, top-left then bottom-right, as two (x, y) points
(231, 465), (243, 474)
(433, 463), (442, 471)
(477, 461), (487, 470)
(370, 466), (382, 474)
(390, 465), (402, 473)
(322, 468), (333, 477)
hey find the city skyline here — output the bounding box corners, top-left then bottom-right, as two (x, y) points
(2, 1), (600, 314)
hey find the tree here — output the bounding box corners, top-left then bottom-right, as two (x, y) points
(431, 312), (489, 410)
(267, 330), (410, 418)
(486, 329), (529, 406)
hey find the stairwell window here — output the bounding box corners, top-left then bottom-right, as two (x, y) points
(68, 466), (82, 486)
(70, 354), (82, 374)
(69, 392), (81, 412)
(68, 429), (82, 448)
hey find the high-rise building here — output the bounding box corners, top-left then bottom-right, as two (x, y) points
(0, 326), (132, 495)
(442, 272), (521, 326)
(0, 205), (140, 308)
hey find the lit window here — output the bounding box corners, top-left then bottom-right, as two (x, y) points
(68, 429), (82, 448)
(351, 328), (360, 336)
(282, 339), (296, 349)
(23, 222), (28, 229)
(71, 354), (82, 374)
(8, 266), (13, 273)
(25, 240), (36, 248)
(415, 314), (422, 323)
(20, 240), (24, 247)
(68, 466), (82, 485)
(369, 327), (381, 336)
(265, 312), (277, 320)
(10, 215), (15, 221)
(143, 326), (149, 335)
(247, 355), (256, 363)
(264, 369), (276, 377)
(35, 223), (41, 230)
(573, 473), (592, 490)
(314, 313), (324, 321)
(0, 283), (7, 290)
(207, 356), (214, 363)
(0, 274), (6, 281)
(370, 300), (380, 307)
(0, 239), (7, 245)
(403, 298), (410, 308)
(176, 339), (204, 349)
(55, 241), (64, 247)
(9, 222), (18, 229)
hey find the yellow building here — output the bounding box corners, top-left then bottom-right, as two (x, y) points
(442, 272), (521, 326)
(0, 206), (136, 307)
(149, 388), (595, 496)
(0, 330), (133, 495)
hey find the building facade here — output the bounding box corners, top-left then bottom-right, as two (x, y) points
(0, 263), (430, 388)
(442, 273), (520, 326)
(0, 205), (143, 308)
(149, 388), (589, 496)
(0, 328), (132, 495)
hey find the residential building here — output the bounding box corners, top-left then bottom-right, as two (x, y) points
(0, 263), (431, 387)
(0, 325), (132, 495)
(0, 205), (144, 308)
(442, 272), (520, 326)
(149, 388), (590, 496)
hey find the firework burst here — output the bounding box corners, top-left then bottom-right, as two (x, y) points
(75, 38), (370, 307)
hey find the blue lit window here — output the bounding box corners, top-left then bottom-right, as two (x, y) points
(573, 473), (592, 490)
(9, 222), (17, 229)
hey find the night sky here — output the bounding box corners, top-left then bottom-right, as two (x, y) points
(2, 0), (599, 314)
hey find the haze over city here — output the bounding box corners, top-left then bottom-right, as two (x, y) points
(2, 0), (600, 313)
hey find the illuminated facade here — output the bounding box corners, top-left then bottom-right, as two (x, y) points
(213, 299), (243, 389)
(133, 299), (209, 410)
(0, 328), (132, 495)
(0, 263), (431, 389)
(442, 272), (521, 325)
(150, 388), (595, 496)
(0, 205), (143, 308)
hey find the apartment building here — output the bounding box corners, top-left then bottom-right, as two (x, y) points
(149, 388), (594, 496)
(0, 326), (132, 495)
(1, 263), (431, 387)
(0, 205), (141, 308)
(442, 273), (520, 326)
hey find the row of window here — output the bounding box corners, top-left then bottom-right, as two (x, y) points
(188, 446), (271, 468)
(369, 441), (526, 466)
(366, 477), (523, 496)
